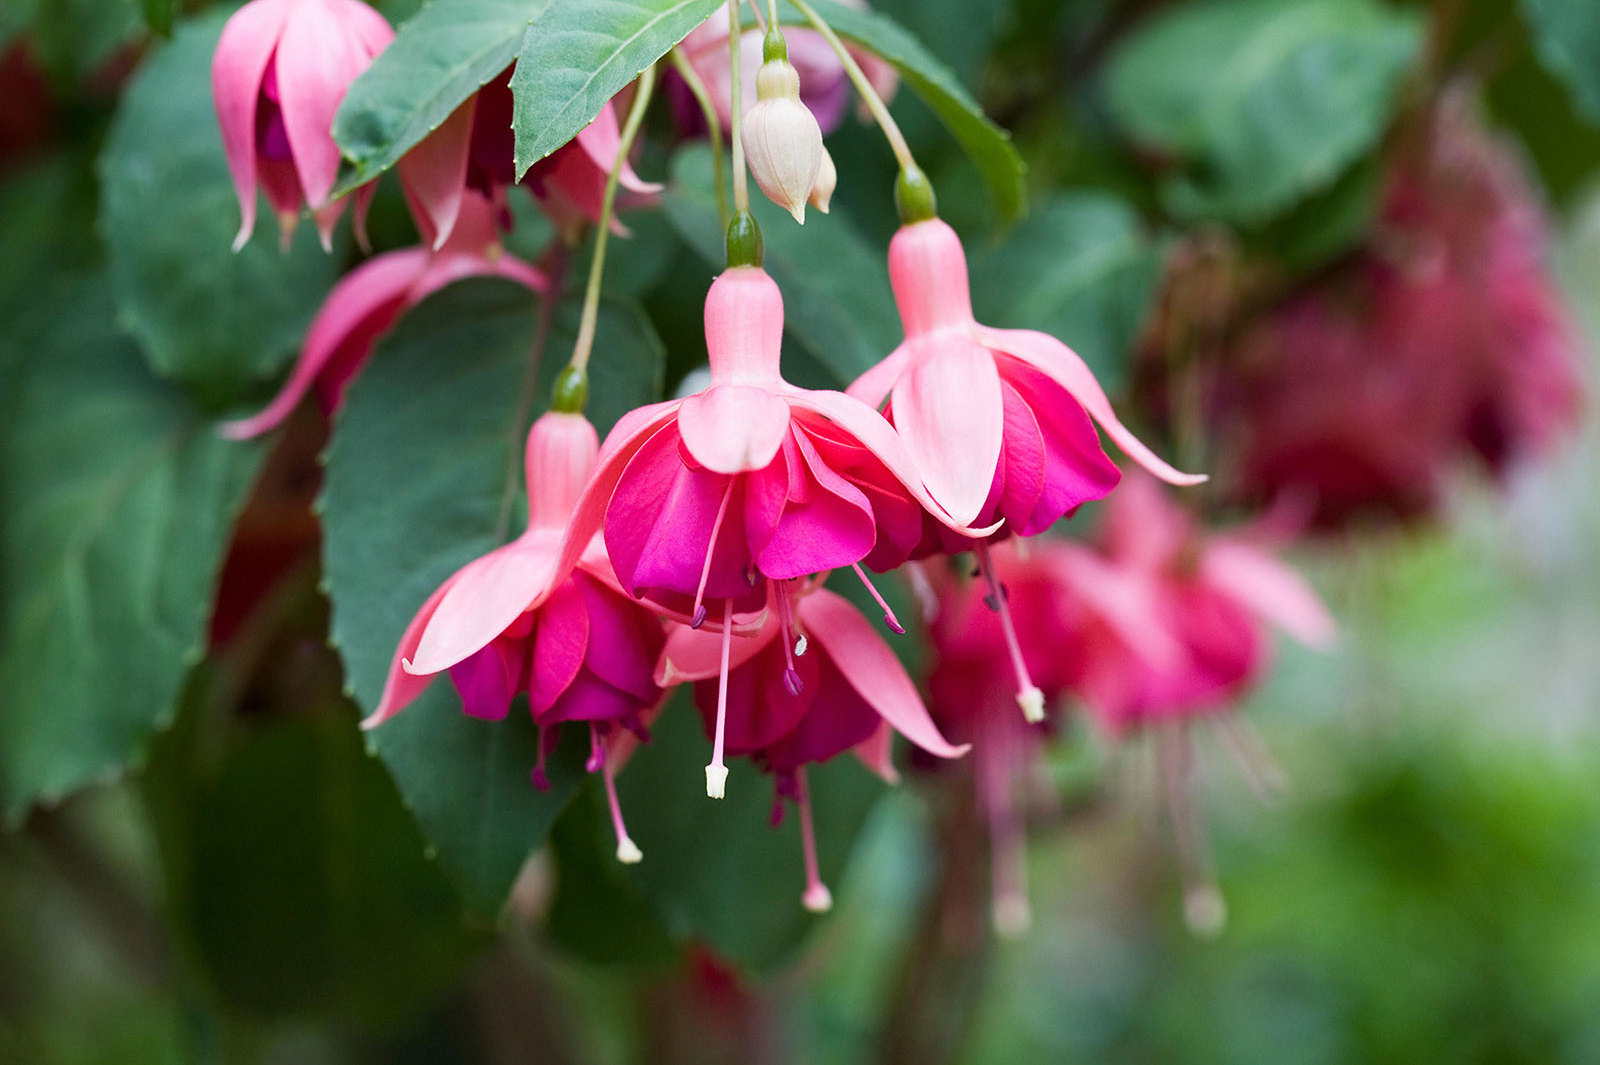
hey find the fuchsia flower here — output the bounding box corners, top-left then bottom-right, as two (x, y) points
(562, 264), (990, 797)
(212, 0), (394, 251)
(658, 582), (968, 910)
(399, 70), (661, 247)
(367, 412), (667, 863)
(220, 193), (546, 440)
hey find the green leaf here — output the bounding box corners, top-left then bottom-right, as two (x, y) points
(141, 0), (174, 36)
(99, 12), (339, 411)
(1522, 0), (1600, 126)
(333, 0), (544, 192)
(608, 694), (886, 973)
(510, 0), (725, 175)
(968, 191), (1162, 393)
(0, 276), (266, 820)
(321, 278), (665, 916)
(1104, 0), (1422, 225)
(774, 0), (1028, 226)
(662, 146), (900, 388)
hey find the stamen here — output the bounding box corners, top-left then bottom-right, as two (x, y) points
(600, 739), (643, 864)
(983, 750), (1031, 938)
(778, 581), (803, 696)
(1158, 723), (1226, 937)
(796, 767), (832, 912)
(903, 560), (940, 623)
(851, 563), (904, 634)
(692, 479), (737, 630)
(705, 598), (734, 799)
(974, 544), (1044, 722)
(1212, 713), (1287, 804)
(585, 722), (603, 773)
(530, 724), (551, 791)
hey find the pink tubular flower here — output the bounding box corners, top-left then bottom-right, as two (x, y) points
(220, 193), (546, 440)
(212, 0), (394, 251)
(658, 584), (968, 910)
(562, 264), (991, 797)
(674, 0), (897, 135)
(399, 69), (661, 248)
(367, 412), (666, 863)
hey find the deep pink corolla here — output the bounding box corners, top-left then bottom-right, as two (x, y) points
(560, 264), (990, 796)
(850, 218), (1204, 542)
(212, 0), (393, 250)
(368, 412), (666, 863)
(658, 583), (967, 909)
(398, 70), (662, 248)
(220, 193), (547, 440)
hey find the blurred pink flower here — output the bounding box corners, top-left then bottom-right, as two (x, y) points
(212, 0), (393, 250)
(561, 264), (989, 796)
(368, 412), (666, 863)
(658, 583), (967, 909)
(220, 193), (546, 440)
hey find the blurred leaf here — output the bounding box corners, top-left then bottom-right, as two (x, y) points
(333, 0), (541, 194)
(99, 12), (340, 412)
(1248, 154), (1381, 274)
(0, 154), (101, 323)
(20, 0), (141, 86)
(774, 0), (1028, 226)
(1104, 0), (1421, 225)
(1484, 22), (1600, 204)
(663, 145), (900, 387)
(511, 0), (725, 176)
(0, 276), (265, 820)
(1522, 0), (1600, 126)
(607, 695), (887, 973)
(968, 191), (1162, 393)
(140, 0), (174, 36)
(321, 278), (665, 916)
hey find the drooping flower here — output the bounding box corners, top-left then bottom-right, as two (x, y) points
(368, 412), (666, 863)
(1213, 89), (1585, 530)
(220, 193), (546, 440)
(561, 263), (991, 797)
(658, 582), (968, 909)
(740, 36), (825, 223)
(672, 0), (897, 135)
(212, 0), (394, 251)
(399, 70), (661, 248)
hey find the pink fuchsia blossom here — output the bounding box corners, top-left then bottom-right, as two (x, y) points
(367, 412), (666, 863)
(561, 264), (991, 797)
(220, 193), (546, 440)
(658, 583), (968, 909)
(673, 0), (897, 135)
(399, 69), (661, 247)
(212, 0), (393, 251)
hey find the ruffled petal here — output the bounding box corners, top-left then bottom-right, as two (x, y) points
(979, 325), (1206, 487)
(998, 357), (1121, 534)
(528, 576), (589, 714)
(749, 427), (875, 579)
(799, 590), (968, 759)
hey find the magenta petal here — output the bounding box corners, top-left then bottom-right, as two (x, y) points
(889, 337), (1004, 526)
(528, 577), (589, 715)
(677, 384), (793, 473)
(750, 428), (876, 579)
(542, 668), (649, 725)
(573, 573), (663, 701)
(695, 640), (815, 754)
(999, 358), (1121, 534)
(799, 590), (968, 759)
(220, 247), (428, 439)
(1200, 539), (1337, 649)
(398, 97), (475, 249)
(449, 636), (522, 720)
(762, 652), (881, 771)
(980, 325), (1206, 487)
(212, 0), (290, 250)
(407, 529), (564, 675)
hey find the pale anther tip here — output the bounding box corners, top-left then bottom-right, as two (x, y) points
(1017, 687), (1046, 723)
(705, 763), (729, 799)
(802, 884), (833, 913)
(616, 838), (644, 864)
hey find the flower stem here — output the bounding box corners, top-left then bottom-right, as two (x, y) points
(787, 0), (915, 172)
(729, 0), (751, 215)
(566, 63), (658, 375)
(669, 47), (730, 229)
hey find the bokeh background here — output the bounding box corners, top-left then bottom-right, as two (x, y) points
(4, 0), (1600, 1062)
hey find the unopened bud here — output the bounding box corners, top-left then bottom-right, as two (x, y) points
(809, 146), (837, 215)
(742, 57), (824, 224)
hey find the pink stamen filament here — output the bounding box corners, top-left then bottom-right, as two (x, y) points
(600, 737), (643, 864)
(1212, 713), (1287, 803)
(1158, 723), (1226, 937)
(777, 581), (803, 695)
(692, 478), (737, 629)
(974, 544), (1044, 722)
(796, 767), (832, 912)
(706, 598), (734, 798)
(530, 724), (551, 791)
(851, 563), (904, 634)
(978, 730), (1030, 937)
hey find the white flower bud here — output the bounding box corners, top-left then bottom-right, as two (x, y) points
(742, 58), (824, 224)
(809, 145), (837, 215)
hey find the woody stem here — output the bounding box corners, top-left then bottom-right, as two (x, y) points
(787, 0), (915, 172)
(567, 62), (657, 375)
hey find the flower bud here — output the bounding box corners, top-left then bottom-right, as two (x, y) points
(809, 145), (837, 214)
(742, 57), (824, 224)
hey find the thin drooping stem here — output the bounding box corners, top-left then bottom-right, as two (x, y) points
(669, 47), (730, 227)
(728, 0), (751, 213)
(788, 0), (915, 171)
(567, 62), (658, 374)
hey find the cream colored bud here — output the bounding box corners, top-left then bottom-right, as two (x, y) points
(809, 146), (836, 214)
(742, 59), (823, 224)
